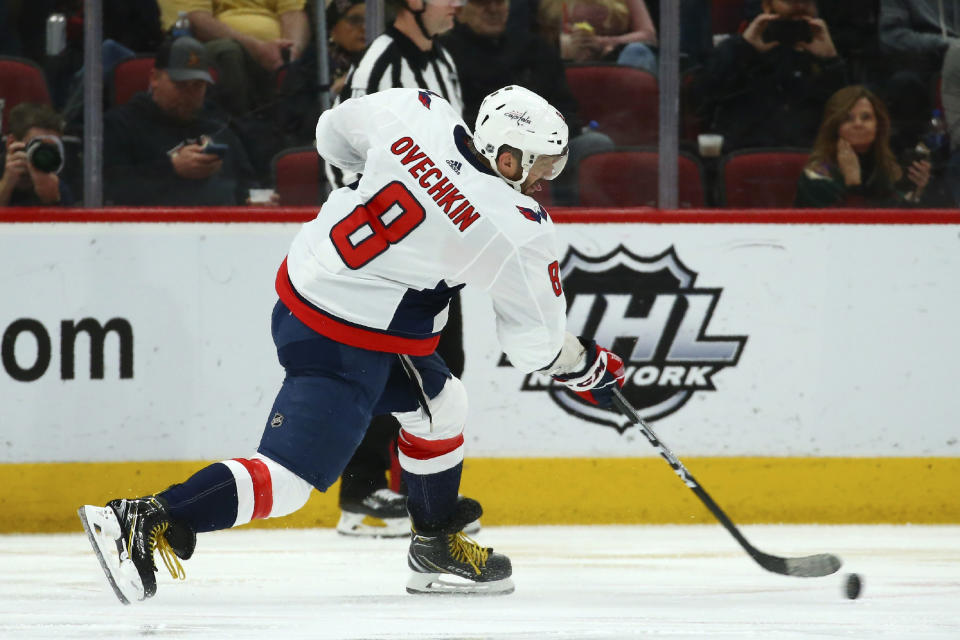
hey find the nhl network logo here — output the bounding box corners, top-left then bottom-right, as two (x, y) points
(514, 245), (747, 433)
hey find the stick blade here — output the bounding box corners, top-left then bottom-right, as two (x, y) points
(757, 551), (843, 578)
(784, 553), (843, 578)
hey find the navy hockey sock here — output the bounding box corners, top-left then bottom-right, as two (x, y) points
(157, 463), (239, 533)
(403, 462), (462, 531)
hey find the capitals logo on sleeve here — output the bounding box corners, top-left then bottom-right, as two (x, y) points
(418, 90), (440, 109)
(517, 204), (549, 224)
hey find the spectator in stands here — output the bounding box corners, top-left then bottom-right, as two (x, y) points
(877, 1), (956, 143)
(795, 85), (931, 207)
(274, 0), (368, 149)
(877, 0), (959, 205)
(159, 0), (310, 117)
(275, 0), (366, 141)
(537, 0), (658, 73)
(743, 2), (883, 82)
(0, 103), (73, 206)
(693, 0), (848, 152)
(326, 0), (367, 96)
(102, 36), (259, 206)
(442, 0), (613, 204)
(879, 0), (959, 76)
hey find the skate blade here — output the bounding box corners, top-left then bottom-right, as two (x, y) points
(77, 505), (144, 604)
(406, 571), (515, 596)
(336, 512), (411, 538)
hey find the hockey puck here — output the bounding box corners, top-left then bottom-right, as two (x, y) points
(844, 573), (862, 599)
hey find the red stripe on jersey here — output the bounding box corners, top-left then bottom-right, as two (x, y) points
(232, 457), (273, 520)
(275, 258), (441, 356)
(398, 429), (464, 460)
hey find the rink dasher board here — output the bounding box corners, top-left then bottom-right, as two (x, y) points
(1, 213), (958, 530)
(3, 217), (958, 461)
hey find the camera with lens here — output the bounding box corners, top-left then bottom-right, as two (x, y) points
(25, 136), (65, 174)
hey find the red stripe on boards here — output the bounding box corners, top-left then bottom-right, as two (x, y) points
(398, 429), (464, 460)
(2, 206), (959, 225)
(232, 457), (274, 520)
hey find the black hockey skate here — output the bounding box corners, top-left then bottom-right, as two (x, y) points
(337, 488), (411, 538)
(78, 496), (196, 604)
(406, 497), (513, 595)
(338, 489), (482, 538)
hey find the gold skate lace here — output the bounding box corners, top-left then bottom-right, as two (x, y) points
(127, 521), (186, 580)
(447, 532), (488, 575)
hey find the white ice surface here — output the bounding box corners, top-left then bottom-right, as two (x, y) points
(2, 525), (958, 639)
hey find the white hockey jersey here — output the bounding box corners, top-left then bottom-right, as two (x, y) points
(279, 88), (567, 373)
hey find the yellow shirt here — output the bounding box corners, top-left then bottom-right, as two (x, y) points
(160, 0), (305, 42)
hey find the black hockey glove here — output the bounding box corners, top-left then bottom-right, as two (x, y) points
(552, 338), (626, 408)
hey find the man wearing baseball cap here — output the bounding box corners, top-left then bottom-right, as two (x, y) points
(102, 35), (260, 206)
(152, 35), (216, 123)
(156, 35), (216, 85)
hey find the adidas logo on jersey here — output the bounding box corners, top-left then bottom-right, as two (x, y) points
(446, 159), (462, 174)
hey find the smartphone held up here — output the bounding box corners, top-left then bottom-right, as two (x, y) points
(762, 19), (813, 47)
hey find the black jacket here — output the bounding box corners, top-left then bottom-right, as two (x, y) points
(6, 181), (75, 206)
(695, 35), (848, 151)
(441, 22), (583, 133)
(103, 93), (256, 206)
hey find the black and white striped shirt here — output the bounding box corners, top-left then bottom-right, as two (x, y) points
(325, 25), (463, 188)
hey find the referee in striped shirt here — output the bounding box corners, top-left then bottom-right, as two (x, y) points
(326, 0), (464, 189)
(331, 0), (474, 537)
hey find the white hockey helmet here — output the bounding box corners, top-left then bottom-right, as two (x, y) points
(473, 85), (569, 191)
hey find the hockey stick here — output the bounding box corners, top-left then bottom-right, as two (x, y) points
(611, 387), (842, 578)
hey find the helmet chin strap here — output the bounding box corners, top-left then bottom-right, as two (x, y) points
(470, 136), (530, 192)
(408, 0), (434, 41)
(493, 162), (529, 192)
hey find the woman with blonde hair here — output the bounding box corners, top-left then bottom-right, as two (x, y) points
(796, 85), (931, 207)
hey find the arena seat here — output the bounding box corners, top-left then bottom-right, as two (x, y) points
(718, 148), (810, 208)
(272, 146), (324, 206)
(564, 64), (658, 146)
(577, 148), (706, 207)
(111, 55), (156, 106)
(0, 57), (52, 131)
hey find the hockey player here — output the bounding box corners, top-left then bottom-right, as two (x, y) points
(78, 85), (626, 601)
